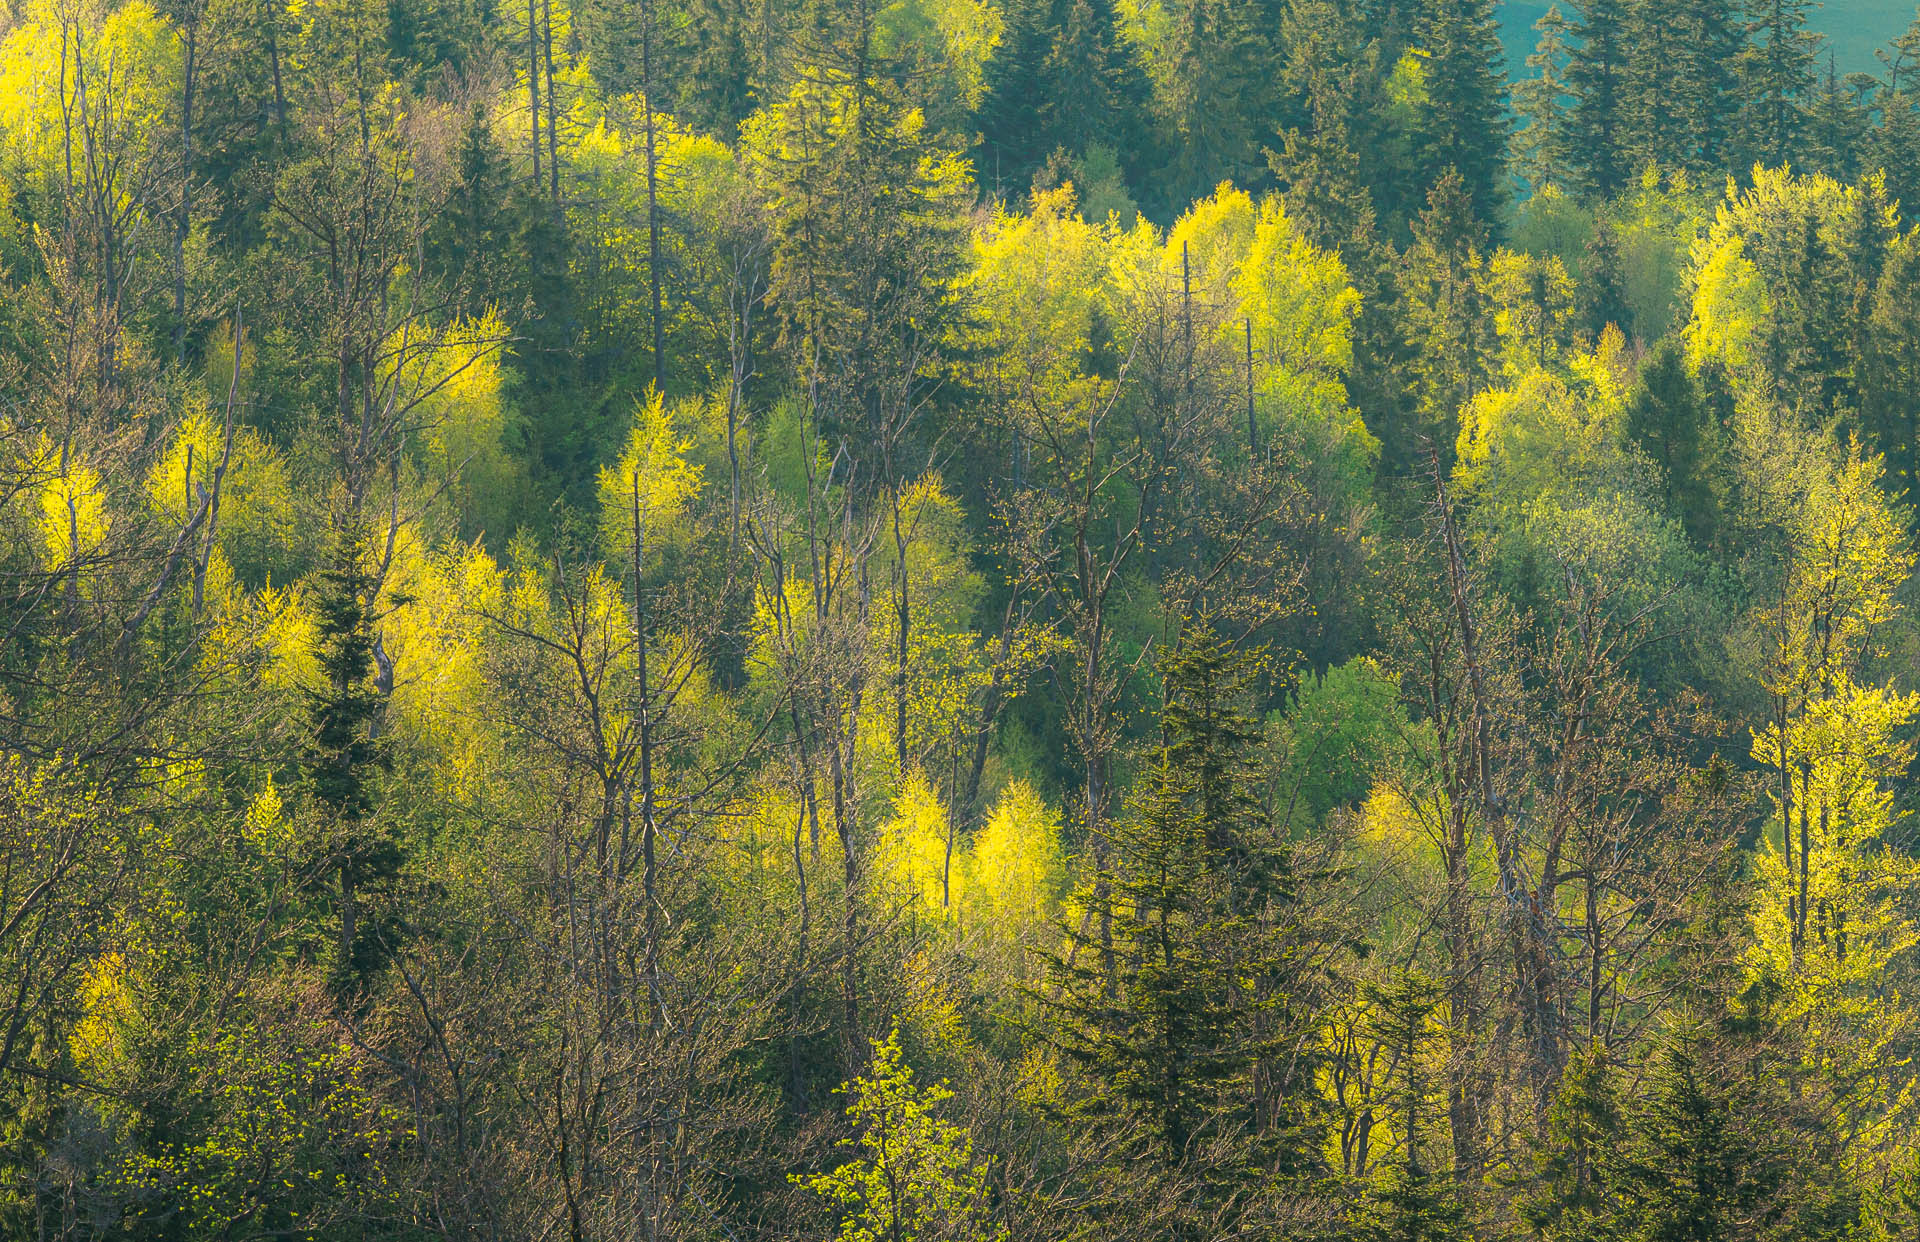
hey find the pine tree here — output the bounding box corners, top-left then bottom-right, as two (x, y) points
(1678, 0), (1749, 174)
(977, 0), (1154, 201)
(1561, 0), (1633, 199)
(1158, 0), (1279, 206)
(676, 0), (755, 136)
(1621, 0), (1688, 176)
(1411, 0), (1509, 226)
(426, 106), (522, 319)
(1737, 0), (1820, 171)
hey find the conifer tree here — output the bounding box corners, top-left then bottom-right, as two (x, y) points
(1040, 626), (1296, 1192)
(1348, 973), (1472, 1242)
(1519, 1050), (1624, 1242)
(1411, 0), (1509, 226)
(304, 520), (404, 998)
(1626, 337), (1721, 545)
(1561, 0), (1633, 199)
(1803, 56), (1871, 182)
(1862, 230), (1920, 505)
(1737, 0), (1821, 171)
(1512, 5), (1571, 192)
(1399, 171), (1496, 462)
(1576, 217), (1632, 340)
(1623, 0), (1744, 177)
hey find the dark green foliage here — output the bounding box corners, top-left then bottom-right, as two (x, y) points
(1156, 0), (1284, 206)
(1862, 229), (1920, 506)
(1512, 5), (1571, 191)
(1562, 0), (1633, 198)
(1411, 0), (1509, 225)
(1041, 627), (1298, 1191)
(303, 522), (404, 996)
(1803, 58), (1872, 182)
(1399, 170), (1496, 463)
(1627, 338), (1722, 545)
(976, 0), (1154, 202)
(1519, 1050), (1625, 1242)
(1737, 0), (1821, 170)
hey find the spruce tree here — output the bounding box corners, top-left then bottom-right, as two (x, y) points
(1862, 230), (1920, 506)
(1803, 56), (1871, 182)
(1512, 5), (1572, 192)
(1576, 217), (1632, 340)
(1399, 170), (1496, 464)
(1519, 1050), (1625, 1242)
(304, 521), (404, 999)
(1040, 626), (1298, 1197)
(1561, 0), (1633, 199)
(1411, 0), (1509, 226)
(1625, 0), (1745, 177)
(1622, 0), (1690, 176)
(1348, 973), (1472, 1242)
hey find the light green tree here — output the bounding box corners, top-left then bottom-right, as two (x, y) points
(801, 1026), (1006, 1242)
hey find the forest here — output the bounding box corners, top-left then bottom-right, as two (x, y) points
(8, 0), (1920, 1235)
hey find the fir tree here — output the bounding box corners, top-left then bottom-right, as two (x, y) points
(1348, 972), (1472, 1242)
(1626, 337), (1721, 546)
(1576, 217), (1631, 340)
(1399, 170), (1496, 463)
(1803, 56), (1872, 182)
(1862, 229), (1920, 506)
(1158, 0), (1280, 206)
(1519, 1050), (1625, 1242)
(1624, 0), (1745, 177)
(1040, 626), (1297, 1194)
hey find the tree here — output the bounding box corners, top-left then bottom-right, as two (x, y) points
(1561, 0), (1633, 199)
(303, 519), (403, 998)
(1625, 338), (1722, 545)
(1737, 0), (1821, 171)
(1861, 229), (1920, 505)
(800, 1026), (1006, 1242)
(1041, 627), (1300, 1200)
(1346, 972), (1472, 1242)
(1399, 171), (1495, 463)
(1411, 0), (1508, 225)
(1512, 5), (1572, 192)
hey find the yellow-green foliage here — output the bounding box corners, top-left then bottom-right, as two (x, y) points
(799, 1026), (1006, 1242)
(0, 0), (179, 198)
(598, 389), (704, 559)
(412, 312), (526, 539)
(31, 437), (111, 579)
(146, 405), (301, 585)
(1454, 327), (1635, 507)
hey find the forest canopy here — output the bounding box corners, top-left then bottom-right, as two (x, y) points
(7, 0), (1920, 1238)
